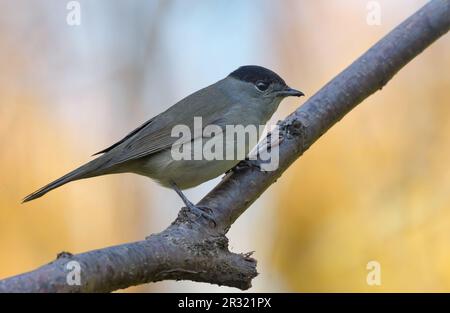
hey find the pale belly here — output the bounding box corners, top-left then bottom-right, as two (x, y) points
(130, 135), (251, 189)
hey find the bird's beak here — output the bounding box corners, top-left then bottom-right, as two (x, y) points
(275, 87), (305, 97)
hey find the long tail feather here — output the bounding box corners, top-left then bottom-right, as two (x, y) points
(22, 156), (111, 203)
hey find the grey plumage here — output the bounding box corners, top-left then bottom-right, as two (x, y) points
(23, 65), (303, 203)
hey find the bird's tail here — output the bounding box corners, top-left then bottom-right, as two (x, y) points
(22, 156), (111, 203)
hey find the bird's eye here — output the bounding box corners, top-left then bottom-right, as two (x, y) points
(255, 81), (269, 92)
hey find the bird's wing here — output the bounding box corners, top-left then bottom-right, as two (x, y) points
(102, 84), (231, 167)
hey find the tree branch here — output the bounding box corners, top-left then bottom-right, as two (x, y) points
(1, 0), (448, 292)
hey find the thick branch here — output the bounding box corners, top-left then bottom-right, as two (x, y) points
(203, 0), (450, 233)
(0, 0), (448, 292)
(0, 210), (257, 292)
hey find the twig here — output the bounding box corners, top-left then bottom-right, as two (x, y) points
(0, 0), (448, 293)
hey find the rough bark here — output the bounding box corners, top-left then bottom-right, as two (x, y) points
(0, 0), (448, 293)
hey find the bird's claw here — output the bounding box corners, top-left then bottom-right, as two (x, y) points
(185, 203), (217, 227)
(170, 181), (217, 227)
(229, 158), (261, 173)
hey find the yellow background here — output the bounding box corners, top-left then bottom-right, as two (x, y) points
(0, 0), (449, 292)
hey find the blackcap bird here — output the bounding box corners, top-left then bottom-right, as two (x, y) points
(23, 65), (303, 219)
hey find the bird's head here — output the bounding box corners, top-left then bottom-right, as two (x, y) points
(227, 65), (304, 103)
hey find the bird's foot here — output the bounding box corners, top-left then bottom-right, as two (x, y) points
(228, 158), (261, 174)
(184, 202), (217, 227)
(170, 181), (216, 227)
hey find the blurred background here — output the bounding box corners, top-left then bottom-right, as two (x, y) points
(0, 0), (449, 292)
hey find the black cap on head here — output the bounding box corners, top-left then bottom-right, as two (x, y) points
(228, 65), (287, 86)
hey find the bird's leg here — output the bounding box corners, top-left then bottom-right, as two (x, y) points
(170, 181), (216, 227)
(226, 131), (285, 175)
(227, 129), (285, 174)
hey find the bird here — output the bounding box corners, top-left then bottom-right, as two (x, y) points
(23, 65), (303, 220)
